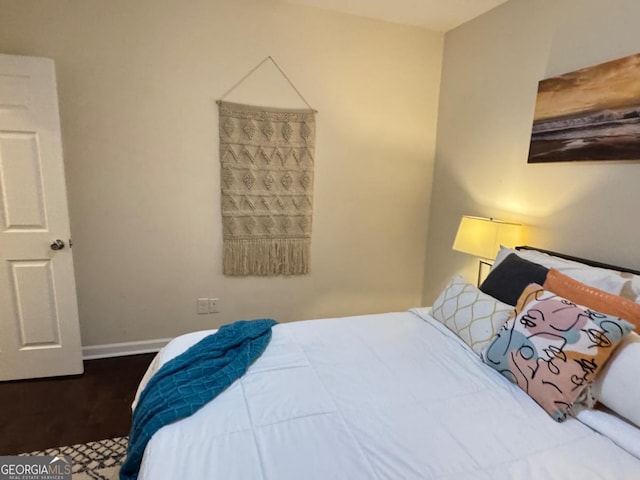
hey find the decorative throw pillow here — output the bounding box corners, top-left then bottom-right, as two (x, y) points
(544, 269), (640, 329)
(482, 284), (634, 422)
(480, 253), (549, 306)
(493, 246), (640, 302)
(431, 275), (513, 355)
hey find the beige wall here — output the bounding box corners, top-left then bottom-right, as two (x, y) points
(0, 0), (443, 345)
(423, 0), (640, 303)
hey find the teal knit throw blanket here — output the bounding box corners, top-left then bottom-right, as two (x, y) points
(120, 318), (277, 480)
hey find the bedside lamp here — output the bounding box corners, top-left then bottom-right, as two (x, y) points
(453, 216), (523, 286)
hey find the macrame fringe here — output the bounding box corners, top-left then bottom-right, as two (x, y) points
(224, 238), (310, 276)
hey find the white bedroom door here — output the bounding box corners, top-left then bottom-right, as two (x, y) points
(0, 53), (83, 381)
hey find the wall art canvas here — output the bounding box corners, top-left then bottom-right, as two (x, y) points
(528, 52), (640, 163)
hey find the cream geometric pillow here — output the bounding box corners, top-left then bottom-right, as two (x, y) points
(431, 275), (513, 355)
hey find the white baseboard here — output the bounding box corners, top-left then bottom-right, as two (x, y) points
(82, 338), (172, 360)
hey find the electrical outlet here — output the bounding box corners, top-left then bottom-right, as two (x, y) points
(209, 298), (219, 314)
(197, 298), (209, 314)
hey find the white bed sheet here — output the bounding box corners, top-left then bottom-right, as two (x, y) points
(136, 311), (640, 479)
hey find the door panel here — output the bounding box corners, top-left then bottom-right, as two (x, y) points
(0, 72), (30, 109)
(9, 259), (60, 347)
(0, 132), (47, 230)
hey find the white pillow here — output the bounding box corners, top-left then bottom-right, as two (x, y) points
(493, 246), (640, 302)
(431, 275), (513, 356)
(592, 332), (640, 429)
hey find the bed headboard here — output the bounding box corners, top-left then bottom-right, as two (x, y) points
(516, 246), (640, 276)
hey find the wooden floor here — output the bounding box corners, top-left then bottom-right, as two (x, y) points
(0, 353), (155, 454)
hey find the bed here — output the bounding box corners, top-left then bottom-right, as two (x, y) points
(128, 247), (640, 479)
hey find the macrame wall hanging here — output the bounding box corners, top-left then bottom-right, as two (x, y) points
(217, 57), (316, 276)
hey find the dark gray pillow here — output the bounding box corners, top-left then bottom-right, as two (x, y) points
(480, 253), (549, 306)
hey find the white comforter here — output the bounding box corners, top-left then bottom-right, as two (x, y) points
(136, 311), (640, 479)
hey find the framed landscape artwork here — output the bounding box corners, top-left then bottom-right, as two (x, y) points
(528, 52), (640, 163)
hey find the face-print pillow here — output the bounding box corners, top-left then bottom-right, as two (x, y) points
(482, 284), (634, 422)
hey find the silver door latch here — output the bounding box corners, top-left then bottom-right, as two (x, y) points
(50, 239), (65, 250)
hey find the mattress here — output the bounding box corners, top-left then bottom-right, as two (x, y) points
(135, 310), (640, 479)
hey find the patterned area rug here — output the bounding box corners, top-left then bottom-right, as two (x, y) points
(21, 436), (127, 480)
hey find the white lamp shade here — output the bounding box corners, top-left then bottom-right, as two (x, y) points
(452, 216), (523, 260)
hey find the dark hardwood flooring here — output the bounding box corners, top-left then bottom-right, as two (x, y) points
(0, 353), (155, 455)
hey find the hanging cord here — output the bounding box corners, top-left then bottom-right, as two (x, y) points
(217, 56), (317, 112)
